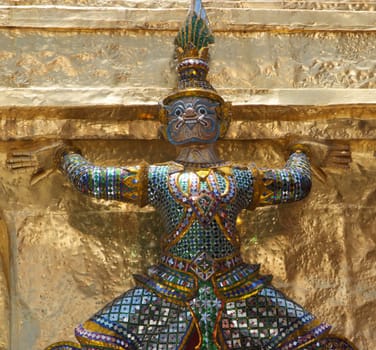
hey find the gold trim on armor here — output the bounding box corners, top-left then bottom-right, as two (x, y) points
(254, 168), (275, 206)
(209, 169), (233, 197)
(176, 316), (199, 350)
(326, 334), (359, 350)
(276, 318), (325, 349)
(81, 320), (119, 336)
(150, 272), (195, 293)
(248, 165), (261, 209)
(213, 301), (226, 350)
(137, 161), (149, 207)
(134, 276), (192, 307)
(215, 269), (260, 292)
(75, 336), (125, 349)
(187, 304), (204, 350)
(216, 324), (230, 350)
(76, 321), (126, 349)
(211, 271), (265, 303)
(222, 287), (262, 303)
(44, 341), (82, 350)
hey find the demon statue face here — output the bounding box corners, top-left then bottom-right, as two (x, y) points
(163, 96), (221, 146)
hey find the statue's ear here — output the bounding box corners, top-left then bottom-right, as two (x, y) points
(158, 102), (169, 124)
(158, 125), (168, 141)
(218, 101), (232, 138)
(219, 119), (229, 138)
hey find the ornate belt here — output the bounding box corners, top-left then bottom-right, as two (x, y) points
(160, 251), (243, 281)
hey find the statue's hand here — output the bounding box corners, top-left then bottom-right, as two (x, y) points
(290, 139), (351, 183)
(6, 142), (63, 186)
(321, 142), (352, 169)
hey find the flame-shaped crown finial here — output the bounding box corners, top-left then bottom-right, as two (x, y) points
(175, 0), (214, 62)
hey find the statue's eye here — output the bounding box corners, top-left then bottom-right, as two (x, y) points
(197, 106), (207, 115)
(173, 107), (184, 117)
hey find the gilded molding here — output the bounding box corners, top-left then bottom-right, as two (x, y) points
(0, 6), (376, 31)
(0, 88), (376, 107)
(0, 117), (375, 141)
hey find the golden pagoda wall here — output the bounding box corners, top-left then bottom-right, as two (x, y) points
(0, 1), (375, 349)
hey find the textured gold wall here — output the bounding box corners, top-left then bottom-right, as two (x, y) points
(0, 1), (375, 349)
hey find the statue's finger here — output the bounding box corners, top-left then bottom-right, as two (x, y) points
(325, 160), (351, 169)
(8, 151), (34, 157)
(330, 150), (351, 158)
(7, 161), (37, 169)
(6, 156), (34, 164)
(329, 156), (351, 164)
(330, 143), (350, 152)
(332, 163), (351, 169)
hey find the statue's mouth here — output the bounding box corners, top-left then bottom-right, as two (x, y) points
(176, 116), (210, 130)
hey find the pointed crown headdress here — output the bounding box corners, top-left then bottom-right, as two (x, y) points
(162, 0), (226, 107)
(161, 0), (231, 135)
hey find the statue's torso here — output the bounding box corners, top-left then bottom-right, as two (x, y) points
(148, 162), (255, 260)
(134, 162), (268, 305)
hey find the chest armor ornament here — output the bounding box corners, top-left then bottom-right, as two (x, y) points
(134, 164), (271, 306)
(166, 166), (237, 248)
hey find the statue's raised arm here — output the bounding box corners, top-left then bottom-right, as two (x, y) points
(7, 143), (148, 207)
(253, 139), (351, 208)
(254, 148), (312, 207)
(57, 147), (148, 206)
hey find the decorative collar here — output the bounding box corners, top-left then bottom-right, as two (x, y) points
(166, 161), (233, 176)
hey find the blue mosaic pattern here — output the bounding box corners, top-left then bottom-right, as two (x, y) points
(62, 154), (144, 204)
(221, 287), (317, 349)
(87, 287), (193, 350)
(259, 152), (312, 205)
(148, 163), (255, 260)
